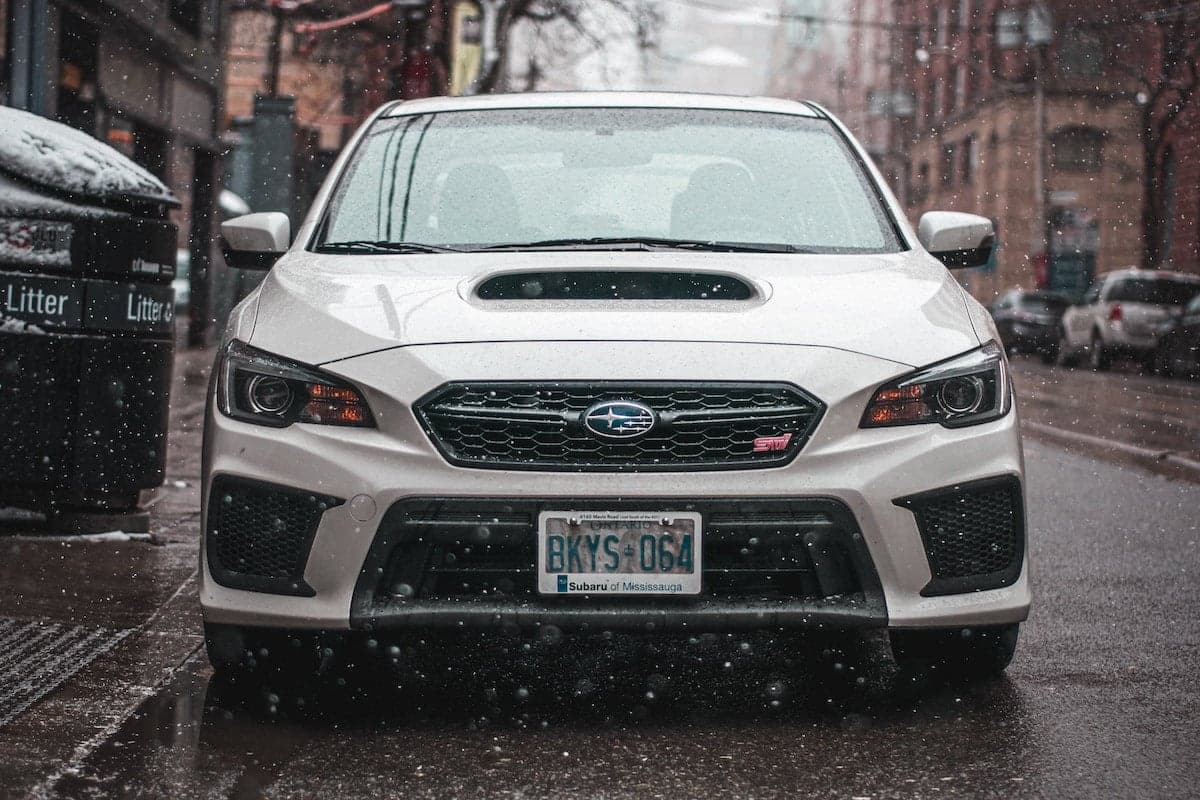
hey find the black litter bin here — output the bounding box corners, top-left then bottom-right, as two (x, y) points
(0, 108), (179, 526)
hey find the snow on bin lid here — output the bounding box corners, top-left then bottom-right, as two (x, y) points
(0, 106), (178, 207)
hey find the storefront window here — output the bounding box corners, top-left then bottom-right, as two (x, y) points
(1051, 126), (1105, 172)
(1, 0), (10, 104)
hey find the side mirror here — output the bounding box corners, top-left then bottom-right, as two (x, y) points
(220, 212), (290, 271)
(917, 211), (995, 269)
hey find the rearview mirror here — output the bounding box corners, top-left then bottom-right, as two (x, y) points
(220, 212), (290, 271)
(917, 211), (994, 269)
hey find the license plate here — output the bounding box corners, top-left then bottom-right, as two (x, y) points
(537, 511), (702, 596)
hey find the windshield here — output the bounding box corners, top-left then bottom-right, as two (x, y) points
(1020, 293), (1071, 313)
(1107, 278), (1200, 306)
(315, 107), (901, 254)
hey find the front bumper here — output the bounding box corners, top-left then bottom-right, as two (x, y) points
(1007, 322), (1058, 349)
(1103, 325), (1158, 353)
(200, 342), (1030, 632)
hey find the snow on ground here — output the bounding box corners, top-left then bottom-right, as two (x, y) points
(0, 315), (47, 335)
(0, 107), (175, 204)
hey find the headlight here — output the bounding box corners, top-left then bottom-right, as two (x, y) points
(861, 341), (1011, 429)
(216, 340), (375, 428)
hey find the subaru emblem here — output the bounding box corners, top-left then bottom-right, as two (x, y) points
(582, 400), (656, 440)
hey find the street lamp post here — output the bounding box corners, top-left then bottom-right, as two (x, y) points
(997, 2), (1053, 285)
(1026, 3), (1054, 284)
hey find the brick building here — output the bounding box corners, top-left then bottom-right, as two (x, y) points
(221, 0), (453, 220)
(769, 0), (898, 178)
(889, 0), (1198, 301)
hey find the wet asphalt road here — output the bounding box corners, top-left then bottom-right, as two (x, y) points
(4, 356), (1200, 799)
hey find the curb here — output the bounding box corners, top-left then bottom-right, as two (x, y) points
(1022, 421), (1200, 484)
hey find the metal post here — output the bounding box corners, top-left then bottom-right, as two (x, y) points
(464, 0), (505, 95)
(8, 0), (51, 113)
(1032, 44), (1047, 263)
(266, 2), (285, 97)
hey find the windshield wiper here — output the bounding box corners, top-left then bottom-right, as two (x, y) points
(477, 237), (810, 254)
(317, 240), (463, 254)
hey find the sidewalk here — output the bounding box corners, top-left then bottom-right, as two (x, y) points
(1010, 356), (1200, 483)
(0, 339), (213, 797)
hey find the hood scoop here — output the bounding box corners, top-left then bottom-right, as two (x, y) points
(475, 271), (756, 301)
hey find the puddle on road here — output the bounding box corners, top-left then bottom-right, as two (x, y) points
(43, 631), (1029, 799)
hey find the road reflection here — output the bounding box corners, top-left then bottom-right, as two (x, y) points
(51, 632), (1032, 798)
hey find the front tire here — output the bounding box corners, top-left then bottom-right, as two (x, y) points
(1088, 332), (1111, 371)
(890, 624), (1018, 682)
(204, 623), (328, 688)
(1054, 328), (1078, 367)
(1152, 344), (1173, 378)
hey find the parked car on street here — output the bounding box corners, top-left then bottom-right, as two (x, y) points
(1151, 292), (1200, 379)
(989, 288), (1072, 363)
(1058, 269), (1200, 371)
(202, 93), (1027, 687)
(174, 190), (251, 314)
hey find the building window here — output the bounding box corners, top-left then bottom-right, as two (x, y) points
(1159, 145), (1177, 261)
(783, 0), (824, 48)
(0, 0), (8, 104)
(962, 135), (977, 184)
(1051, 126), (1105, 172)
(914, 162), (930, 202)
(1057, 31), (1103, 78)
(942, 143), (957, 187)
(170, 0), (203, 37)
(994, 9), (1023, 49)
(954, 62), (967, 111)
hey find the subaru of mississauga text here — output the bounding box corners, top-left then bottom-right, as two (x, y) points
(203, 93), (1028, 682)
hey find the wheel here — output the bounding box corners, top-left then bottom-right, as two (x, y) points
(1088, 331), (1110, 371)
(1039, 342), (1058, 365)
(890, 624), (1019, 682)
(1054, 328), (1078, 367)
(204, 622), (329, 689)
(1147, 347), (1166, 379)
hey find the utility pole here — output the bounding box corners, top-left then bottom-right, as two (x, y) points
(465, 0), (507, 95)
(1022, 3), (1051, 272)
(1032, 43), (1047, 263)
(8, 0), (51, 114)
(1026, 3), (1053, 282)
(266, 0), (285, 97)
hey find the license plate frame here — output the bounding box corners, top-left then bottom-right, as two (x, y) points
(536, 510), (702, 596)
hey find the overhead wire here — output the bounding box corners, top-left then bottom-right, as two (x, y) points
(661, 0), (1200, 35)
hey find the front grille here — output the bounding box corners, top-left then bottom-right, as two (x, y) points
(206, 477), (343, 596)
(354, 498), (881, 612)
(896, 476), (1025, 597)
(414, 382), (824, 471)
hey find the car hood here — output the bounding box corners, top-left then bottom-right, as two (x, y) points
(247, 250), (982, 368)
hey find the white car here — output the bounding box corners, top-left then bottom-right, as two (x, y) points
(203, 92), (1028, 685)
(1058, 269), (1200, 371)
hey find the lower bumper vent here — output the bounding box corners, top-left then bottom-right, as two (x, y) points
(896, 476), (1025, 597)
(206, 477), (343, 596)
(351, 498), (886, 631)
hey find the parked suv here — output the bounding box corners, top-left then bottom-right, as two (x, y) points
(203, 93), (1027, 686)
(1152, 292), (1200, 379)
(990, 288), (1071, 363)
(1058, 269), (1200, 370)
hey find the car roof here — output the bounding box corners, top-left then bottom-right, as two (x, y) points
(1099, 268), (1200, 283)
(379, 91), (825, 119)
